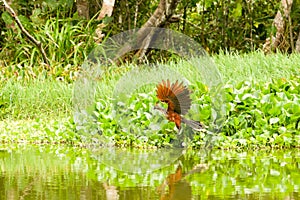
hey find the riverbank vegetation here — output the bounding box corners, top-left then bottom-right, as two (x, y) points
(1, 52), (299, 149)
(1, 0), (299, 149)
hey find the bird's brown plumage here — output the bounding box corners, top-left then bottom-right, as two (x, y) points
(156, 79), (192, 115)
(155, 79), (203, 131)
(156, 79), (195, 130)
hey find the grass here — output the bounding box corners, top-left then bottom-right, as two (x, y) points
(0, 17), (95, 82)
(0, 78), (72, 120)
(215, 51), (300, 82)
(1, 51), (299, 148)
(2, 51), (299, 120)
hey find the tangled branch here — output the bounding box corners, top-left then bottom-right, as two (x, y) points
(2, 0), (50, 65)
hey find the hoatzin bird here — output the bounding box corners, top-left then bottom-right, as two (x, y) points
(155, 79), (203, 131)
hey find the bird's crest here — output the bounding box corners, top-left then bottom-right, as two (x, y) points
(156, 79), (192, 115)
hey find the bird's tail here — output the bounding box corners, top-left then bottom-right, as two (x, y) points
(181, 117), (203, 131)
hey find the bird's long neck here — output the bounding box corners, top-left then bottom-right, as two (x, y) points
(154, 105), (182, 129)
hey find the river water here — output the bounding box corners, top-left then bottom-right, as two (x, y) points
(0, 145), (299, 199)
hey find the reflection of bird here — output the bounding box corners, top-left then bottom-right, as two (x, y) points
(157, 163), (208, 200)
(155, 79), (203, 131)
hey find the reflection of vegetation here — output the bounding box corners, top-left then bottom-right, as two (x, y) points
(0, 145), (299, 199)
(186, 149), (300, 199)
(0, 145), (103, 199)
(90, 147), (184, 173)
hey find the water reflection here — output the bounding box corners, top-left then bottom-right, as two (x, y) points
(90, 147), (184, 173)
(157, 164), (208, 200)
(0, 145), (299, 200)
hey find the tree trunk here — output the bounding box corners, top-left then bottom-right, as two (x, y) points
(296, 31), (300, 53)
(76, 0), (101, 19)
(142, 0), (179, 28)
(114, 0), (180, 63)
(76, 0), (89, 19)
(95, 0), (116, 43)
(263, 0), (293, 53)
(97, 0), (115, 20)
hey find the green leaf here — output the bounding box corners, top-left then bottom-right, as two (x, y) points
(232, 2), (242, 18)
(1, 11), (13, 25)
(269, 117), (280, 125)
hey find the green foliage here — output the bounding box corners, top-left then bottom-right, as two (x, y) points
(0, 52), (299, 149)
(2, 0), (299, 69)
(91, 74), (300, 149)
(174, 0), (299, 53)
(219, 76), (300, 148)
(0, 2), (96, 82)
(93, 92), (178, 148)
(176, 0), (281, 52)
(0, 117), (78, 145)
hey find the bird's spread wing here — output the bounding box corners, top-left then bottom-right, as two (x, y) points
(156, 79), (191, 115)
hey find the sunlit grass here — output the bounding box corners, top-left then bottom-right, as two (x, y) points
(0, 78), (72, 120)
(214, 51), (300, 83)
(1, 51), (299, 121)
